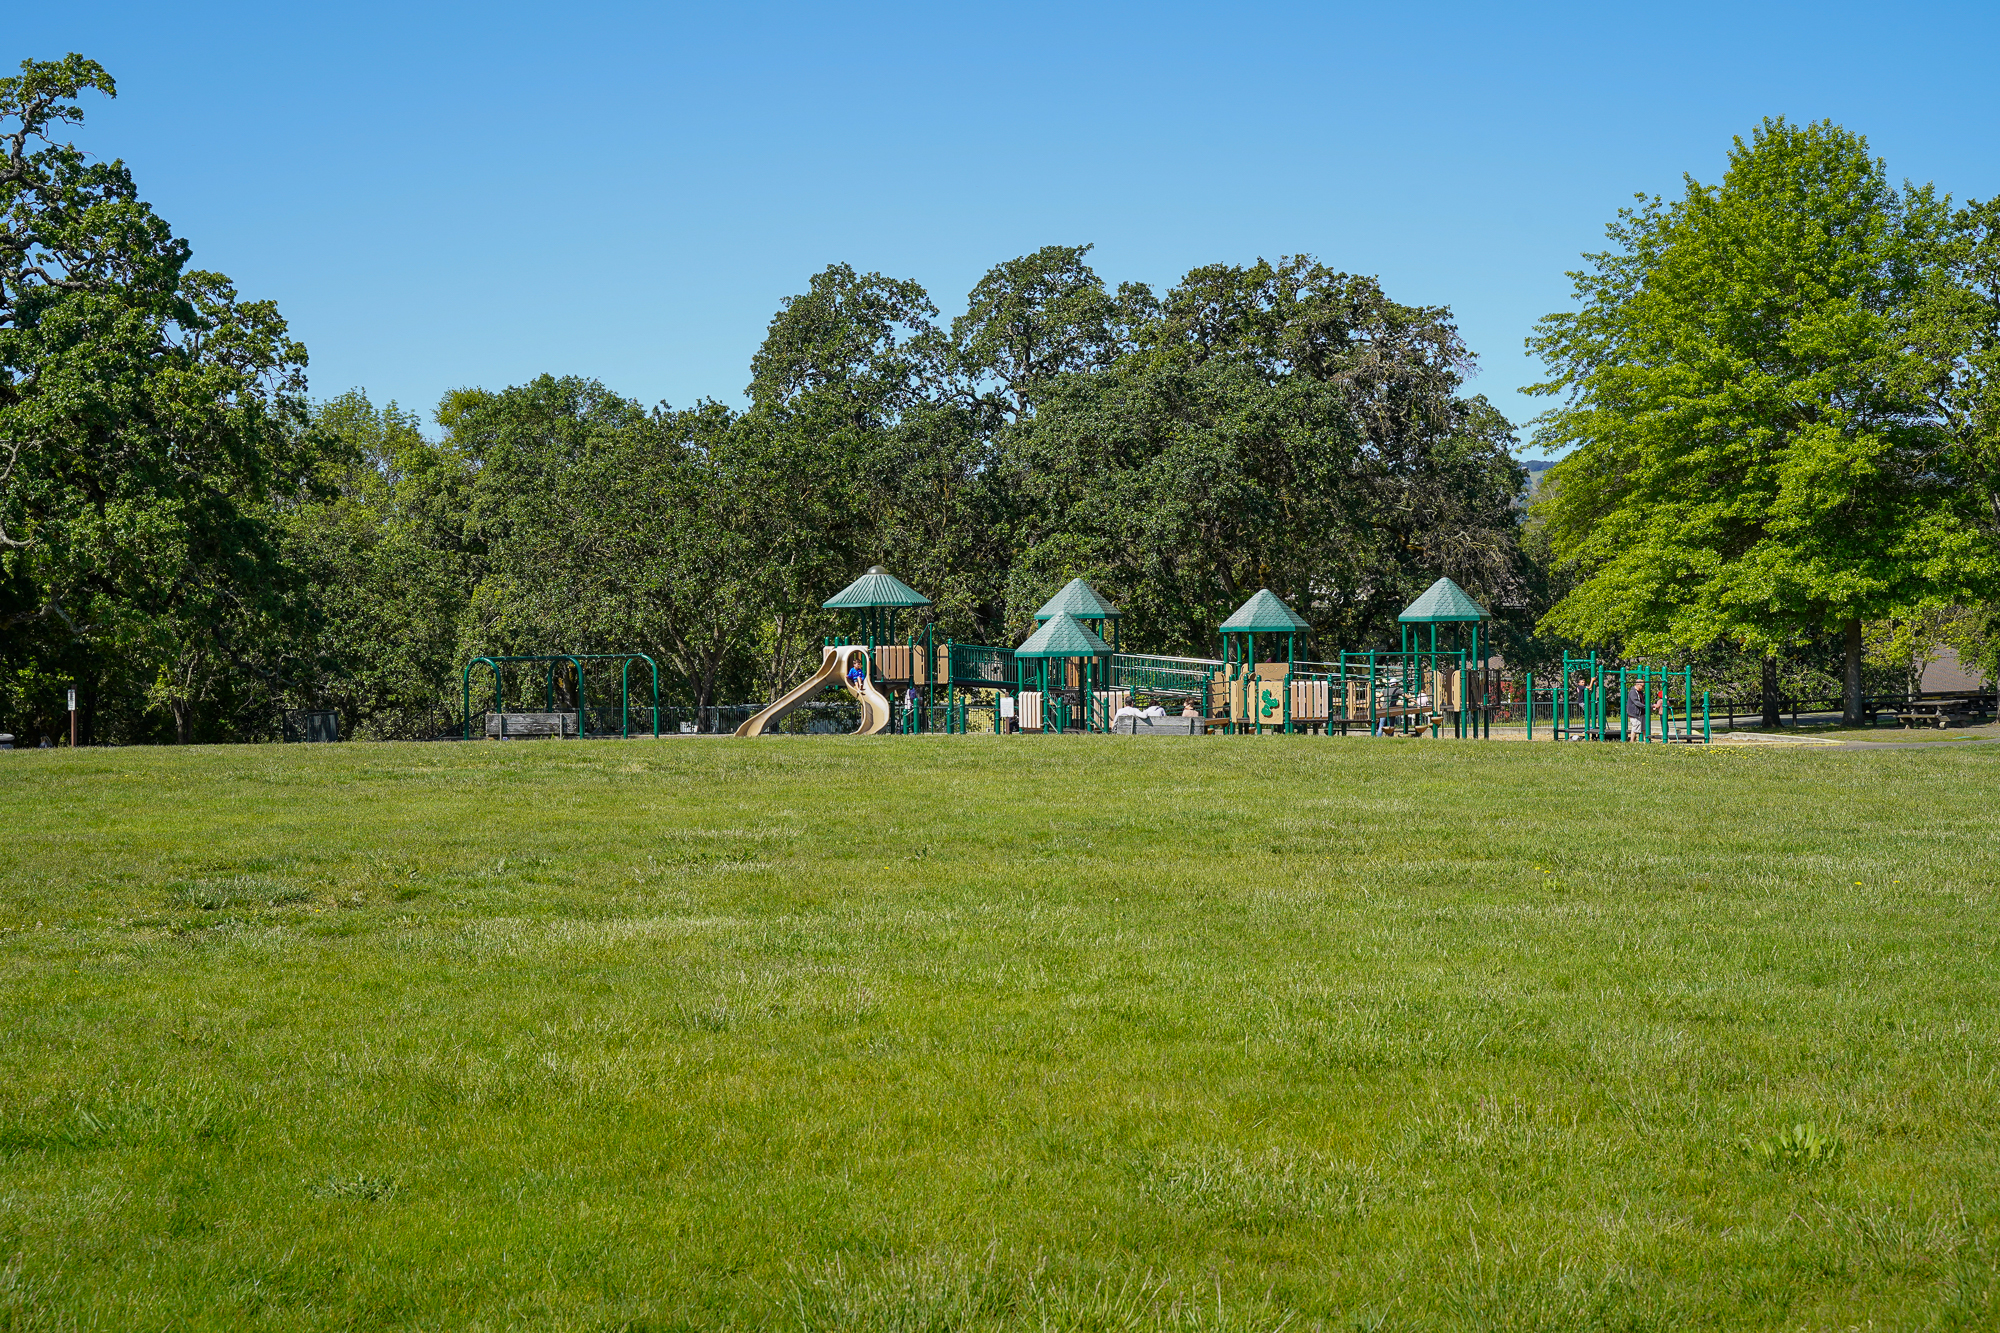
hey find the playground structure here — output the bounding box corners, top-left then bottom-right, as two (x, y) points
(733, 644), (891, 737)
(732, 572), (1543, 740)
(1526, 651), (1711, 743)
(732, 567), (1020, 737)
(1196, 579), (1503, 738)
(459, 571), (1711, 745)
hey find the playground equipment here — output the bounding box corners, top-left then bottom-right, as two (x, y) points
(1216, 590), (1312, 734)
(727, 566), (1712, 746)
(463, 653), (660, 739)
(1034, 578), (1122, 651)
(739, 566), (1022, 737)
(734, 644), (891, 736)
(1015, 612), (1115, 733)
(1527, 651), (1710, 743)
(1197, 580), (1499, 738)
(736, 567), (924, 737)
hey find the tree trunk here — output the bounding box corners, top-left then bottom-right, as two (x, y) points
(1843, 618), (1865, 727)
(1760, 655), (1782, 728)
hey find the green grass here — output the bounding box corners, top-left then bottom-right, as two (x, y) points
(3, 736), (1999, 1330)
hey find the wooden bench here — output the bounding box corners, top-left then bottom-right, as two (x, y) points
(486, 712), (578, 738)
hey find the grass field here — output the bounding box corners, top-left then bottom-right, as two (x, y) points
(3, 736), (1999, 1331)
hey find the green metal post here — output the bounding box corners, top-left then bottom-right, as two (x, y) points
(1473, 622), (1482, 738)
(1285, 629), (1295, 734)
(1526, 670), (1534, 740)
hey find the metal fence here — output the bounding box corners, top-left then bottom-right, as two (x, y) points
(1706, 689), (1995, 729)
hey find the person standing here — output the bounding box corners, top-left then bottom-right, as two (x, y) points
(1375, 682), (1405, 736)
(1626, 679), (1646, 739)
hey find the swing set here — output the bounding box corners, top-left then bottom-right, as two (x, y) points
(462, 653), (661, 739)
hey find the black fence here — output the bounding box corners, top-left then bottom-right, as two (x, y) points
(1710, 689), (1995, 729)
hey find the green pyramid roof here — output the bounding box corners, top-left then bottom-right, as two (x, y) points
(1398, 577), (1489, 623)
(822, 566), (933, 610)
(1218, 589), (1309, 633)
(1014, 613), (1112, 659)
(1032, 577), (1121, 622)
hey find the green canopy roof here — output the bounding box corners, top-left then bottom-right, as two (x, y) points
(1398, 577), (1490, 623)
(1014, 613), (1112, 659)
(1219, 589), (1310, 633)
(821, 566), (933, 610)
(1032, 577), (1121, 622)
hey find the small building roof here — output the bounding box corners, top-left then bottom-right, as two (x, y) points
(1398, 577), (1490, 623)
(1014, 613), (1112, 659)
(1033, 577), (1121, 622)
(1219, 589), (1310, 633)
(821, 566), (933, 610)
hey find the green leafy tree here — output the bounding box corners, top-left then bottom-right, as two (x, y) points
(447, 376), (797, 717)
(1529, 118), (1998, 725)
(0, 55), (319, 743)
(1001, 255), (1524, 653)
(747, 263), (1010, 650)
(278, 391), (477, 738)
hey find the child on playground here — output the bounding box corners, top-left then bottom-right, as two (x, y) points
(1374, 682), (1405, 736)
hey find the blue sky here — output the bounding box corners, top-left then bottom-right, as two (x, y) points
(16, 2), (2000, 452)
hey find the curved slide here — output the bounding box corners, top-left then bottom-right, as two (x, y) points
(734, 645), (892, 737)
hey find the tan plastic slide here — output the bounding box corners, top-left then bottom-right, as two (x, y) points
(733, 645), (892, 737)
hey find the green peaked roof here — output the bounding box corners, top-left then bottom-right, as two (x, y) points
(1015, 613), (1112, 658)
(822, 566), (933, 610)
(1219, 589), (1310, 633)
(1398, 577), (1490, 623)
(1033, 577), (1120, 622)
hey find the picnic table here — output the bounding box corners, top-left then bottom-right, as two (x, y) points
(1893, 699), (1973, 730)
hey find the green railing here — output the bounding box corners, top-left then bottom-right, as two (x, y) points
(949, 643), (1014, 686)
(1109, 652), (1218, 700)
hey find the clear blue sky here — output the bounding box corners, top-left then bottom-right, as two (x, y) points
(17, 3), (2000, 452)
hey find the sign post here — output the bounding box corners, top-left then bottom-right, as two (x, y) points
(67, 688), (76, 748)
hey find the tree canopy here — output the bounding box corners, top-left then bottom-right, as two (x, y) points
(1528, 118), (2000, 723)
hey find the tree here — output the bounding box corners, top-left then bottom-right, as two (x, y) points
(278, 391), (477, 738)
(952, 243), (1129, 421)
(445, 376), (798, 718)
(1529, 118), (1998, 726)
(1000, 256), (1524, 653)
(747, 263), (1011, 649)
(0, 55), (320, 743)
